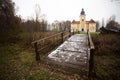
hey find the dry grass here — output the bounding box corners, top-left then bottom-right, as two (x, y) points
(92, 34), (120, 80)
(19, 32), (60, 46)
(0, 43), (83, 80)
(0, 31), (84, 80)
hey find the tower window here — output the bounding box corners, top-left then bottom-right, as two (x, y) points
(82, 19), (84, 21)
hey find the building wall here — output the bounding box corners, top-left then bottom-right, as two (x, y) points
(86, 23), (89, 32)
(71, 24), (80, 32)
(80, 15), (86, 31)
(71, 23), (96, 32)
(89, 23), (96, 32)
(71, 15), (96, 32)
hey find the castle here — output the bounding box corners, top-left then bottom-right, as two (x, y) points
(71, 8), (96, 32)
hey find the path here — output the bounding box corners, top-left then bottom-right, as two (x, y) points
(46, 34), (90, 75)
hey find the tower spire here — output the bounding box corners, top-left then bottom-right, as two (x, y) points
(80, 8), (85, 15)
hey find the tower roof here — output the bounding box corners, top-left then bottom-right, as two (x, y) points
(89, 19), (95, 23)
(86, 19), (96, 23)
(72, 20), (80, 24)
(80, 8), (85, 15)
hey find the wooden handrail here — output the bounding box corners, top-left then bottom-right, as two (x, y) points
(31, 32), (63, 44)
(88, 32), (95, 49)
(63, 34), (70, 39)
(32, 31), (71, 61)
(88, 32), (95, 77)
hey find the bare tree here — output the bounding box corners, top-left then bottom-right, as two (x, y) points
(65, 20), (71, 31)
(34, 0), (47, 32)
(34, 0), (41, 32)
(35, 0), (41, 22)
(102, 18), (104, 27)
(106, 20), (119, 29)
(96, 21), (100, 31)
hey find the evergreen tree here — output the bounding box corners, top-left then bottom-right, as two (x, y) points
(0, 0), (21, 43)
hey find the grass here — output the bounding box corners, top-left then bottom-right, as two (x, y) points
(90, 32), (100, 36)
(78, 31), (100, 35)
(79, 31), (87, 34)
(3, 31), (118, 80)
(26, 69), (66, 80)
(92, 34), (120, 80)
(0, 44), (81, 80)
(0, 44), (34, 80)
(0, 31), (82, 80)
(19, 32), (60, 46)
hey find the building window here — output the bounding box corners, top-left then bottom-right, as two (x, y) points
(82, 19), (84, 21)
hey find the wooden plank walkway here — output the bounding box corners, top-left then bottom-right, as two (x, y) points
(47, 34), (90, 75)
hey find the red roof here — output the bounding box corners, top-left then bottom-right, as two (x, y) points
(89, 19), (95, 23)
(72, 20), (80, 24)
(86, 19), (95, 23)
(86, 21), (89, 24)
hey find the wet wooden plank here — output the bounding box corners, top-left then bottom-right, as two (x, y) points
(48, 34), (89, 74)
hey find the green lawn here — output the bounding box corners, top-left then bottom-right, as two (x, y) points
(79, 31), (100, 35)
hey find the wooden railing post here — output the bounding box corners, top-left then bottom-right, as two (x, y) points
(32, 32), (72, 63)
(87, 30), (88, 34)
(88, 32), (95, 77)
(34, 42), (40, 61)
(78, 30), (79, 34)
(89, 49), (95, 77)
(69, 30), (71, 37)
(61, 32), (64, 43)
(73, 29), (74, 35)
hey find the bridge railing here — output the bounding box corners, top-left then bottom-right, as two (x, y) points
(72, 29), (80, 34)
(31, 31), (71, 62)
(88, 32), (95, 77)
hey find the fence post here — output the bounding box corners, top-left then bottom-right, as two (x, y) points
(61, 32), (64, 43)
(73, 29), (74, 35)
(78, 30), (79, 34)
(69, 30), (71, 37)
(34, 42), (40, 61)
(89, 49), (95, 77)
(87, 30), (89, 34)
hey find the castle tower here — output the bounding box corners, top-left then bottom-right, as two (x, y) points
(80, 8), (86, 31)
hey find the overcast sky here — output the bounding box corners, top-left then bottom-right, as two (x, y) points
(13, 0), (120, 24)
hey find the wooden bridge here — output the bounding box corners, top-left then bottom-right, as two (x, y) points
(32, 31), (95, 77)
